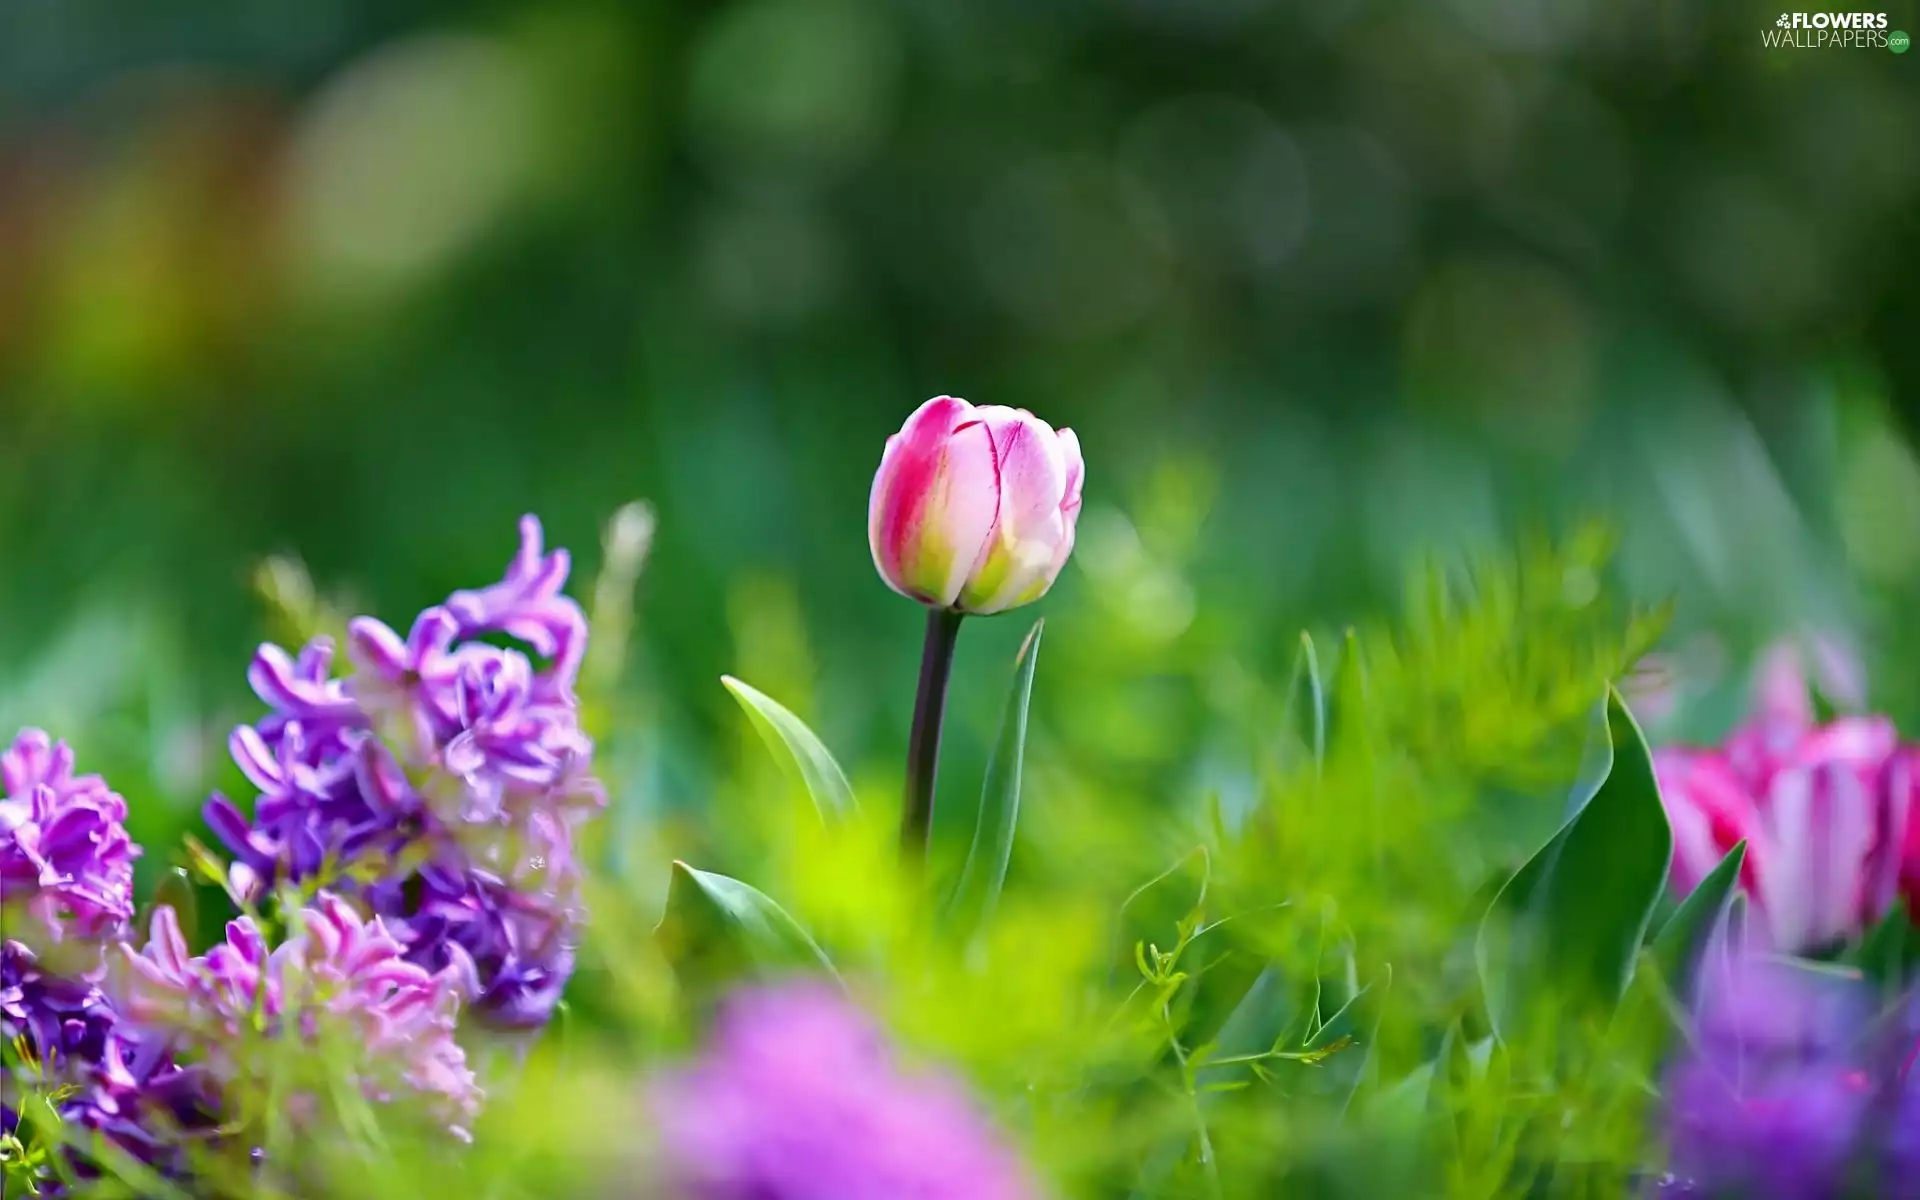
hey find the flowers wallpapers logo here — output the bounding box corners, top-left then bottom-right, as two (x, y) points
(1763, 10), (1896, 46)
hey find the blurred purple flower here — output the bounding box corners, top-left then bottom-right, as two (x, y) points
(200, 516), (605, 1029)
(121, 893), (481, 1140)
(1662, 955), (1874, 1198)
(652, 984), (1039, 1200)
(1654, 648), (1917, 954)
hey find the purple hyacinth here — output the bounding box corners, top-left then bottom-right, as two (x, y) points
(1, 729), (136, 1083)
(0, 731), (210, 1193)
(201, 516), (605, 1029)
(364, 855), (575, 1030)
(121, 892), (482, 1141)
(651, 984), (1040, 1200)
(1, 728), (140, 951)
(0, 944), (115, 1069)
(1662, 955), (1875, 1198)
(0, 729), (131, 1082)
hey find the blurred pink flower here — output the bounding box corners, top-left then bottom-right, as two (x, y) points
(651, 983), (1040, 1200)
(1655, 643), (1914, 954)
(868, 396), (1084, 615)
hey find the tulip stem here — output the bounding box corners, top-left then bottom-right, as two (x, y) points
(902, 607), (965, 864)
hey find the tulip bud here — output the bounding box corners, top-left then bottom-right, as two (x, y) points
(868, 396), (1085, 615)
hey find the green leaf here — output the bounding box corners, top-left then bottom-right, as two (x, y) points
(1117, 846), (1211, 974)
(1849, 896), (1913, 996)
(1181, 918), (1289, 1062)
(1762, 954), (1864, 981)
(655, 861), (838, 997)
(134, 866), (202, 953)
(1367, 1055), (1435, 1130)
(944, 620), (1043, 938)
(1330, 965), (1393, 1114)
(1326, 627), (1368, 754)
(720, 675), (857, 822)
(1282, 630), (1327, 772)
(1478, 688), (1674, 1037)
(1565, 688), (1617, 815)
(1192, 962), (1288, 1065)
(154, 865), (197, 920)
(1649, 841), (1746, 989)
(180, 834), (230, 891)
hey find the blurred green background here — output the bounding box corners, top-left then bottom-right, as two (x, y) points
(4, 0), (1920, 895)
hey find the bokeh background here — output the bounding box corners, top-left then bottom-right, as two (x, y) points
(4, 0), (1920, 901)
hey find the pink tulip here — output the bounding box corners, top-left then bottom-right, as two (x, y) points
(868, 396), (1085, 615)
(1655, 644), (1916, 954)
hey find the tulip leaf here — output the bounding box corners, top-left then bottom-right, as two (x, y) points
(1846, 898), (1914, 997)
(720, 675), (857, 822)
(944, 620), (1043, 939)
(1478, 688), (1673, 1038)
(655, 861), (838, 997)
(1564, 690), (1618, 819)
(1649, 841), (1745, 991)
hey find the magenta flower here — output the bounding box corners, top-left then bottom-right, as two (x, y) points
(1654, 647), (1917, 954)
(651, 984), (1040, 1200)
(121, 893), (481, 1140)
(868, 396), (1084, 615)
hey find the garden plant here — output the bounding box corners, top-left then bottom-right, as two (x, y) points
(7, 395), (1920, 1200)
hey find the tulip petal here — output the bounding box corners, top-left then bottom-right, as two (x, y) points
(956, 410), (1072, 614)
(1754, 642), (1817, 728)
(1056, 426), (1084, 515)
(1757, 767), (1815, 952)
(1657, 750), (1764, 896)
(1871, 750), (1914, 916)
(1761, 764), (1878, 953)
(868, 397), (1004, 608)
(869, 397), (974, 601)
(912, 420), (1002, 607)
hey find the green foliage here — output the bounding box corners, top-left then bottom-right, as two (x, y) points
(1477, 690), (1674, 1037)
(944, 620), (1044, 940)
(1847, 897), (1918, 1002)
(654, 861), (839, 1002)
(1280, 632), (1328, 774)
(8, 530), (1718, 1199)
(719, 674), (858, 822)
(1648, 841), (1746, 990)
